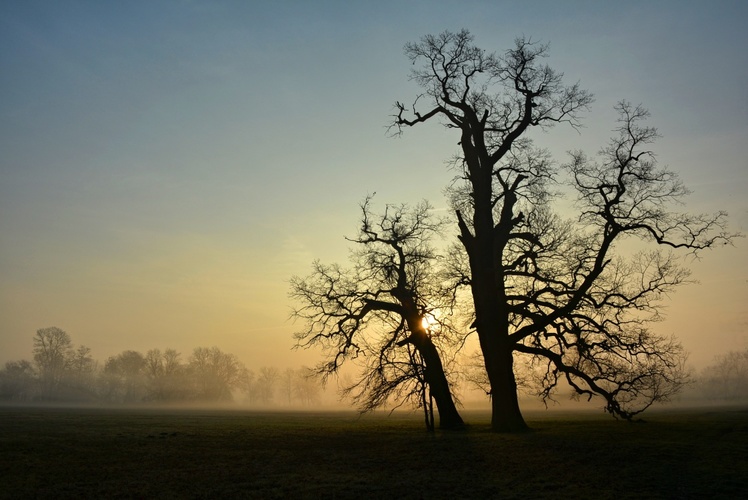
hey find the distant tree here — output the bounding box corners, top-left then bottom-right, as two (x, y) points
(162, 348), (182, 374)
(0, 360), (37, 401)
(294, 367), (322, 406)
(280, 368), (295, 405)
(32, 327), (73, 396)
(144, 349), (164, 379)
(63, 345), (98, 401)
(291, 197), (464, 429)
(188, 347), (245, 401)
(69, 345), (95, 374)
(254, 366), (279, 404)
(240, 368), (258, 403)
(391, 30), (734, 431)
(279, 367), (322, 406)
(105, 350), (146, 377)
(698, 349), (748, 401)
(143, 348), (187, 401)
(101, 350), (147, 402)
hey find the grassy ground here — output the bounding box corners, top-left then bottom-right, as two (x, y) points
(1, 405), (746, 499)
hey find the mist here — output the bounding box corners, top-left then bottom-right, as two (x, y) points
(3, 325), (746, 416)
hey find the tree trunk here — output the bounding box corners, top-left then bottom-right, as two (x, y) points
(416, 337), (465, 430)
(469, 247), (528, 431)
(400, 297), (464, 430)
(487, 346), (528, 432)
(471, 173), (529, 432)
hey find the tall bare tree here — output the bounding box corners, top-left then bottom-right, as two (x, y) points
(291, 197), (464, 429)
(392, 30), (734, 431)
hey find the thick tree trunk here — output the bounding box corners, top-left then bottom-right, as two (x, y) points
(469, 175), (529, 432)
(487, 346), (528, 432)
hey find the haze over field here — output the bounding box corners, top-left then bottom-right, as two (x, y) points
(1, 0), (746, 383)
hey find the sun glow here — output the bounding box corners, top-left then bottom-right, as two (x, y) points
(421, 311), (440, 332)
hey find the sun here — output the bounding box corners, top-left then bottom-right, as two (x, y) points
(421, 310), (440, 331)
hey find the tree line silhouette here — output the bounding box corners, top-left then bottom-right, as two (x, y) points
(0, 327), (322, 406)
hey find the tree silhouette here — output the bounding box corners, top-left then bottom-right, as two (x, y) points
(188, 346), (246, 401)
(0, 360), (36, 400)
(698, 349), (748, 401)
(392, 30), (735, 431)
(291, 197), (464, 429)
(143, 348), (187, 401)
(32, 327), (73, 396)
(102, 350), (147, 402)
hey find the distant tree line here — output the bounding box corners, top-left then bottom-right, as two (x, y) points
(691, 348), (748, 402)
(0, 327), (322, 406)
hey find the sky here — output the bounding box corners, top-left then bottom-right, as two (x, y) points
(1, 0), (747, 372)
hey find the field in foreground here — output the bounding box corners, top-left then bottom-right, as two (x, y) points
(0, 406), (746, 499)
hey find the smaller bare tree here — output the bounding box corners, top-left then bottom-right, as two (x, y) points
(291, 197), (465, 429)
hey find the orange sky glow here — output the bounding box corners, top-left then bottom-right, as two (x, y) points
(1, 1), (746, 379)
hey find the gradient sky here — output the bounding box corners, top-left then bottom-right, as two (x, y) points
(1, 0), (746, 372)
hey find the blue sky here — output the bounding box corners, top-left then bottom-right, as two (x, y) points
(1, 0), (746, 370)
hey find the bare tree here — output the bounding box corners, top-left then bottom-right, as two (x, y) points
(280, 368), (295, 405)
(698, 349), (748, 401)
(101, 350), (147, 402)
(0, 360), (36, 401)
(241, 366), (279, 405)
(280, 367), (322, 407)
(295, 367), (322, 406)
(291, 197), (464, 429)
(32, 327), (73, 396)
(64, 345), (98, 399)
(341, 339), (440, 430)
(188, 347), (246, 401)
(144, 348), (187, 401)
(162, 348), (182, 374)
(69, 345), (95, 374)
(144, 349), (164, 379)
(240, 368), (258, 403)
(255, 366), (280, 404)
(392, 30), (734, 431)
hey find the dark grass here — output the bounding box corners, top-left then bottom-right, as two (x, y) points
(1, 406), (747, 499)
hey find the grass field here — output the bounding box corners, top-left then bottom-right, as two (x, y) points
(1, 405), (746, 499)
